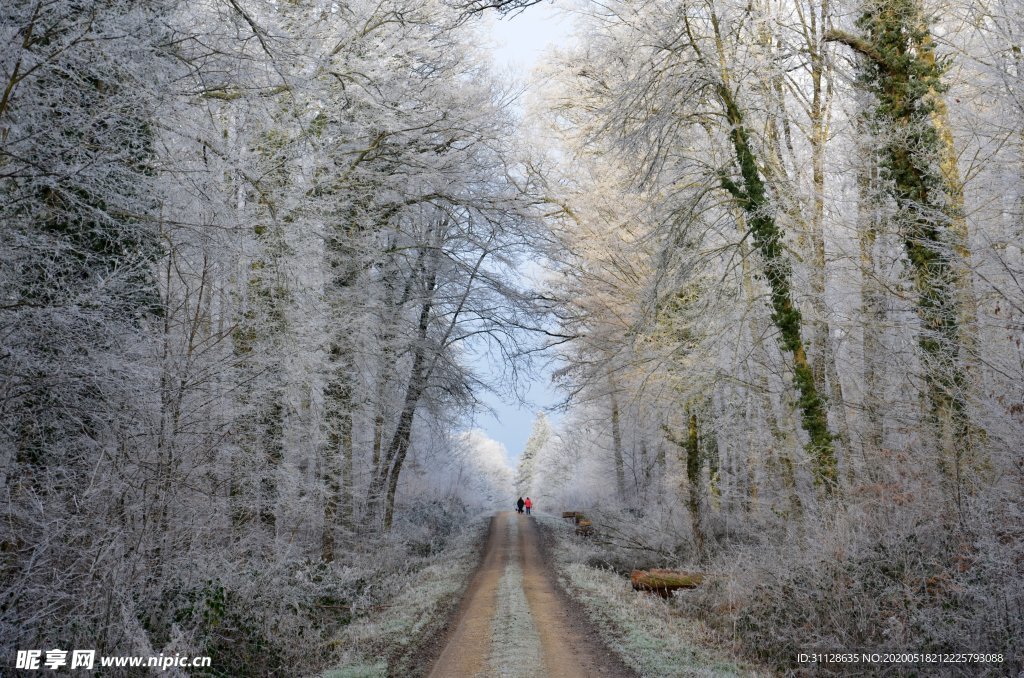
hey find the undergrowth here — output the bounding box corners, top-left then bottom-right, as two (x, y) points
(539, 483), (1024, 677)
(538, 515), (764, 677)
(321, 514), (489, 678)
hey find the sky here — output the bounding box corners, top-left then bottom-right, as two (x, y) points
(466, 2), (574, 466)
(485, 3), (574, 79)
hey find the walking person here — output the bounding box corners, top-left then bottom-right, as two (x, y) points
(524, 497), (532, 515)
(516, 496), (525, 514)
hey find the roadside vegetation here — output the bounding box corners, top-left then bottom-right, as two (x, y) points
(538, 516), (764, 677)
(519, 0), (1024, 673)
(322, 515), (488, 678)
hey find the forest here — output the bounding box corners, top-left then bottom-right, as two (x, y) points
(2, 0), (1022, 674)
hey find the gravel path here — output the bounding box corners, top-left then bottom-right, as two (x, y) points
(427, 512), (633, 678)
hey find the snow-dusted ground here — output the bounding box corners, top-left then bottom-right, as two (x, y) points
(426, 511), (626, 678)
(485, 517), (545, 677)
(538, 515), (766, 677)
(322, 517), (490, 678)
(322, 512), (758, 677)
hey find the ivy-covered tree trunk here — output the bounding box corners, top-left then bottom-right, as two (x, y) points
(664, 409), (707, 559)
(716, 82), (839, 493)
(827, 0), (976, 501)
(609, 386), (627, 500)
(686, 408), (704, 558)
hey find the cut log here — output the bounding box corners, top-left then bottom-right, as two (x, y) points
(630, 569), (703, 597)
(562, 511), (587, 524)
(575, 519), (594, 536)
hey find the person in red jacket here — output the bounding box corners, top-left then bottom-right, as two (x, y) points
(524, 497), (533, 515)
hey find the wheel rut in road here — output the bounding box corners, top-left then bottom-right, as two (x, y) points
(427, 511), (633, 678)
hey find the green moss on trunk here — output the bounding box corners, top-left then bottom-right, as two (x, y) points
(717, 85), (838, 493)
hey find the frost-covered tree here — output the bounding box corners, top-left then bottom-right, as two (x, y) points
(516, 412), (552, 497)
(826, 0), (979, 503)
(2, 0), (547, 668)
(525, 0), (1024, 664)
(1, 0), (172, 654)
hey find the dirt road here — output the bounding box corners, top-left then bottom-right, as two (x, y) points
(427, 512), (634, 678)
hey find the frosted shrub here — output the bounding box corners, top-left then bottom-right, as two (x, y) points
(671, 496), (1024, 674)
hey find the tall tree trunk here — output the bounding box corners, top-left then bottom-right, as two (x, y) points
(321, 459), (339, 562)
(369, 270), (436, 530)
(322, 353), (355, 561)
(610, 387), (626, 500)
(230, 224), (288, 536)
(372, 395), (385, 471)
(639, 441), (650, 499)
(805, 25), (856, 481)
(827, 3), (976, 503)
(378, 357), (427, 531)
(685, 407), (705, 559)
(705, 12), (838, 493)
(735, 207), (801, 514)
(662, 413), (706, 559)
(259, 397), (284, 532)
(858, 139), (885, 481)
(323, 217), (379, 547)
(370, 229), (487, 530)
(921, 28), (979, 349)
(714, 78), (838, 492)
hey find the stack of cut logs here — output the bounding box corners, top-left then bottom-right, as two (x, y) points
(630, 569), (703, 597)
(562, 511), (594, 536)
